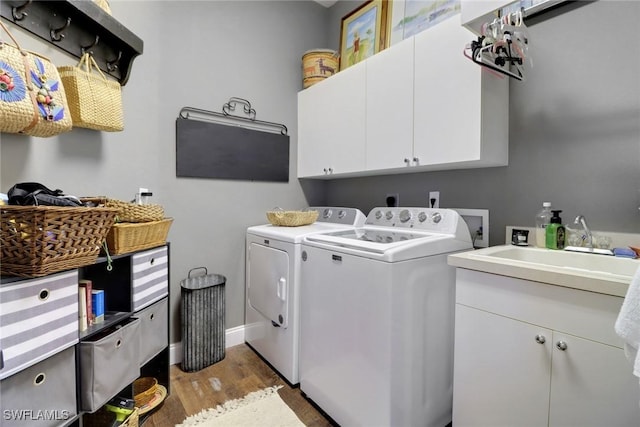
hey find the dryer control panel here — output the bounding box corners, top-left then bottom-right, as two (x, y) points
(309, 207), (366, 226)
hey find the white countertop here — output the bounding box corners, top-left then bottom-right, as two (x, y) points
(448, 245), (640, 297)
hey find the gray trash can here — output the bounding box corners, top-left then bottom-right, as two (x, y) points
(180, 267), (226, 372)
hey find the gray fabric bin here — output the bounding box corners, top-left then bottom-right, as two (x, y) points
(136, 297), (169, 366)
(0, 346), (77, 427)
(180, 267), (225, 372)
(79, 317), (141, 412)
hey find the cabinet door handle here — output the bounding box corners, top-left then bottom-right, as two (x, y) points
(323, 168), (328, 173)
(413, 157), (420, 165)
(556, 340), (568, 351)
(535, 334), (546, 344)
(404, 158), (410, 165)
(328, 167), (333, 174)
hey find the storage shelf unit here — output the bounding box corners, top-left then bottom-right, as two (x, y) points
(0, 244), (169, 427)
(0, 0), (143, 85)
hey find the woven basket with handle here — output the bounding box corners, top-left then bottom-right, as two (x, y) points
(58, 53), (123, 132)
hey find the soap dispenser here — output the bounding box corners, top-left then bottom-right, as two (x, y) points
(545, 210), (566, 250)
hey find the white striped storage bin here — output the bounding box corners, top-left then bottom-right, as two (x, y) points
(0, 270), (79, 380)
(132, 246), (168, 311)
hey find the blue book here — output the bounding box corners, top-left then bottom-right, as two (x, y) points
(92, 289), (105, 324)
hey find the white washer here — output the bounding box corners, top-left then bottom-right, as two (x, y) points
(299, 207), (473, 427)
(245, 207), (366, 385)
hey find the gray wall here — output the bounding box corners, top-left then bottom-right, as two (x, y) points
(0, 1), (328, 342)
(323, 0), (640, 245)
(1, 0), (638, 347)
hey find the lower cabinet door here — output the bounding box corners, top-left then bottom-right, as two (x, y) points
(549, 332), (640, 426)
(453, 304), (552, 427)
(0, 346), (77, 427)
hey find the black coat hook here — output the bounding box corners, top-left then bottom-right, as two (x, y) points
(81, 35), (99, 55)
(12, 0), (32, 21)
(107, 51), (122, 72)
(50, 17), (71, 42)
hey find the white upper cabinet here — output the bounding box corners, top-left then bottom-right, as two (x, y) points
(297, 61), (366, 178)
(461, 0), (519, 34)
(365, 36), (415, 171)
(414, 15), (508, 168)
(297, 12), (508, 179)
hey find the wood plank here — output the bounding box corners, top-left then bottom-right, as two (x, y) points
(142, 344), (334, 426)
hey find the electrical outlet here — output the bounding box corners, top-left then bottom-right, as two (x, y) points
(386, 193), (399, 207)
(428, 191), (440, 208)
(452, 208), (489, 248)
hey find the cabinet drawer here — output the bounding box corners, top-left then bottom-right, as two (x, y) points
(79, 317), (141, 412)
(0, 346), (77, 426)
(0, 270), (79, 380)
(132, 247), (168, 311)
(136, 298), (168, 366)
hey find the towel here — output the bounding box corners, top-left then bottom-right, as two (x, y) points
(615, 264), (640, 377)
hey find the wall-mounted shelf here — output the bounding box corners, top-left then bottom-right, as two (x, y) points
(0, 0), (143, 85)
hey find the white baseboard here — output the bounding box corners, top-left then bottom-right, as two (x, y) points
(169, 325), (245, 366)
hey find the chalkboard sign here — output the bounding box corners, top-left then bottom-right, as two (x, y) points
(176, 117), (289, 182)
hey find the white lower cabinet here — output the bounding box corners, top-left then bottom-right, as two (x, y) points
(453, 269), (640, 427)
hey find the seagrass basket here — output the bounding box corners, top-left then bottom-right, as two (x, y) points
(0, 205), (117, 277)
(133, 377), (158, 407)
(266, 209), (318, 227)
(105, 218), (173, 255)
(84, 197), (164, 223)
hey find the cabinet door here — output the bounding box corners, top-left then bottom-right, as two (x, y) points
(549, 332), (640, 427)
(297, 62), (366, 177)
(414, 15), (508, 167)
(366, 36), (414, 171)
(453, 304), (552, 427)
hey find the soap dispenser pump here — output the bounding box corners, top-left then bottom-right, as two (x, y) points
(545, 210), (566, 250)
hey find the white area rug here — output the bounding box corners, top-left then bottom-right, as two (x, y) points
(176, 386), (305, 427)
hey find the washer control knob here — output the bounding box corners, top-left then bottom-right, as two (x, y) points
(323, 209), (332, 219)
(338, 210), (346, 219)
(385, 210), (394, 220)
(431, 212), (442, 223)
(399, 209), (412, 223)
(418, 212), (427, 222)
(375, 210), (383, 220)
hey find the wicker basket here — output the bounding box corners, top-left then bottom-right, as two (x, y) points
(0, 205), (118, 277)
(93, 0), (112, 14)
(133, 377), (158, 407)
(58, 53), (123, 132)
(84, 197), (164, 223)
(105, 218), (173, 255)
(266, 209), (318, 227)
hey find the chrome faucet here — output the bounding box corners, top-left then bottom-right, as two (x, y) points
(574, 215), (593, 248)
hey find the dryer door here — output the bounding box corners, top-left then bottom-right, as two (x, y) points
(247, 243), (289, 328)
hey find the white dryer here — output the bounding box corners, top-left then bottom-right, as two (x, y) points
(299, 207), (473, 427)
(245, 207), (365, 385)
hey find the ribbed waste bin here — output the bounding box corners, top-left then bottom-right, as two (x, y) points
(180, 267), (226, 372)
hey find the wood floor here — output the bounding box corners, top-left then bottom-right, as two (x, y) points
(142, 344), (334, 426)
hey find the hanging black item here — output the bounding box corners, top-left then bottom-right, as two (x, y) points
(176, 98), (289, 182)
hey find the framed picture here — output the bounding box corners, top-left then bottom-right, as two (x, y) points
(389, 0), (461, 46)
(339, 0), (389, 71)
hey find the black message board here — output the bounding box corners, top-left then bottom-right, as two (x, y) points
(176, 117), (289, 182)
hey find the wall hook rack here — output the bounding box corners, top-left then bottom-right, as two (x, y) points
(1, 0), (143, 85)
(50, 17), (71, 42)
(81, 34), (99, 55)
(11, 0), (30, 21)
(179, 98), (288, 135)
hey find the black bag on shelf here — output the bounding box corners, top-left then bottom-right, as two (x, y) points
(7, 182), (83, 207)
